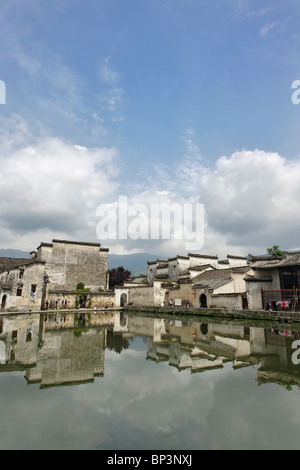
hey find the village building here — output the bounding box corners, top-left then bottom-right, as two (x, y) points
(3, 240), (300, 314)
(115, 252), (300, 312)
(246, 252), (300, 311)
(115, 252), (252, 310)
(0, 239), (112, 312)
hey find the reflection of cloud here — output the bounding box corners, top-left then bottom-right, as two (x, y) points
(1, 335), (300, 449)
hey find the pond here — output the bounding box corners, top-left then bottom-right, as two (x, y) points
(0, 310), (300, 450)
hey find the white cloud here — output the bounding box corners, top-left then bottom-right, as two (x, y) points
(1, 115), (300, 259)
(99, 146), (300, 258)
(98, 57), (125, 123)
(100, 57), (121, 86)
(176, 148), (300, 255)
(0, 127), (120, 250)
(260, 21), (277, 36)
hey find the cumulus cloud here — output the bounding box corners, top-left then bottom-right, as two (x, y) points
(1, 115), (299, 259)
(0, 126), (120, 250)
(98, 147), (300, 257)
(176, 148), (300, 255)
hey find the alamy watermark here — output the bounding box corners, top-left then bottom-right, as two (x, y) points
(291, 80), (300, 105)
(0, 80), (6, 104)
(292, 340), (300, 365)
(96, 196), (204, 251)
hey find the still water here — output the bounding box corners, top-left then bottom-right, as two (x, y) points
(0, 310), (300, 450)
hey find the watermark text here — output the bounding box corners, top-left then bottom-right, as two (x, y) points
(292, 340), (300, 365)
(96, 196), (204, 251)
(291, 80), (300, 105)
(0, 80), (6, 104)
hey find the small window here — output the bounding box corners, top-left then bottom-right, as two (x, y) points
(19, 269), (24, 280)
(17, 288), (22, 297)
(31, 285), (37, 301)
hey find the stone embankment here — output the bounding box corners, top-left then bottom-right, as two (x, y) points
(1, 305), (300, 324)
(124, 305), (300, 323)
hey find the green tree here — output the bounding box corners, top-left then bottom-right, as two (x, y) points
(266, 245), (286, 256)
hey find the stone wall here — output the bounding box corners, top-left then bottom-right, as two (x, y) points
(46, 291), (115, 310)
(0, 239), (110, 312)
(128, 285), (155, 307)
(209, 293), (243, 310)
(37, 240), (109, 293)
(0, 262), (46, 312)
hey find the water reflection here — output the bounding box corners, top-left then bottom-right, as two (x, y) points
(0, 311), (300, 389)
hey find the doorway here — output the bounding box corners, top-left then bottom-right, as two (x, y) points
(120, 293), (127, 307)
(242, 296), (248, 310)
(200, 293), (207, 307)
(1, 295), (7, 310)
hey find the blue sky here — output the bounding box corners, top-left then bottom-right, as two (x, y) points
(1, 0), (300, 257)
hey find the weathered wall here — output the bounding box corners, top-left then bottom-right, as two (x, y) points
(37, 240), (109, 293)
(246, 280), (273, 310)
(209, 293), (243, 310)
(0, 262), (46, 311)
(46, 291), (115, 309)
(128, 285), (155, 307)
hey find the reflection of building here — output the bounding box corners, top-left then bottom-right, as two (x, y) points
(0, 314), (41, 369)
(26, 328), (107, 387)
(0, 239), (110, 312)
(0, 312), (114, 387)
(1, 312), (300, 389)
(111, 313), (300, 386)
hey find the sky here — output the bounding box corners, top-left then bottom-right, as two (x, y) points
(1, 0), (300, 258)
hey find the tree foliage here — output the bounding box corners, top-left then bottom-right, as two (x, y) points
(108, 266), (131, 289)
(266, 245), (286, 256)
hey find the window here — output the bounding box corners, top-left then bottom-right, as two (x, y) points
(26, 332), (32, 342)
(16, 288), (22, 297)
(31, 284), (37, 301)
(19, 269), (24, 280)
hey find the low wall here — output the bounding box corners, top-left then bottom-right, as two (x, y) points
(124, 305), (300, 323)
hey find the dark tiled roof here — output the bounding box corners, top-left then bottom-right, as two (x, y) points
(0, 257), (45, 274)
(157, 264), (169, 269)
(0, 257), (32, 271)
(189, 264), (214, 271)
(188, 253), (218, 259)
(245, 275), (273, 282)
(254, 252), (300, 269)
(52, 239), (101, 247)
(192, 267), (251, 290)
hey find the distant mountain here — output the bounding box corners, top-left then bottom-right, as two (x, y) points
(0, 249), (30, 258)
(108, 253), (158, 276)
